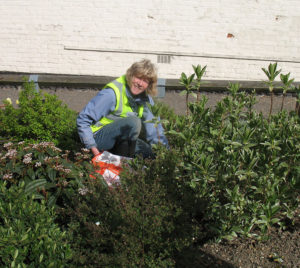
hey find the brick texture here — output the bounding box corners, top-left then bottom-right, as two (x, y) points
(0, 0), (300, 81)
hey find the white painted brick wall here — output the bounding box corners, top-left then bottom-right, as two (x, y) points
(0, 0), (300, 81)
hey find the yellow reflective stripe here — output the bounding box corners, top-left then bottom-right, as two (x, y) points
(116, 75), (127, 84)
(104, 82), (120, 112)
(91, 79), (122, 133)
(90, 124), (101, 133)
(121, 86), (131, 116)
(91, 75), (144, 133)
(90, 117), (114, 133)
(138, 105), (144, 117)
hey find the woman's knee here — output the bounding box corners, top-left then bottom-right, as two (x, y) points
(126, 117), (142, 138)
(117, 116), (142, 140)
(128, 116), (142, 130)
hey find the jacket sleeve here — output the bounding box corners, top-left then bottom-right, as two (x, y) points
(76, 88), (116, 149)
(142, 96), (169, 148)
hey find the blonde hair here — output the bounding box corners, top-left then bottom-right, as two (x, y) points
(126, 59), (158, 96)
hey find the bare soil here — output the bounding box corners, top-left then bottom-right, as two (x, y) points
(176, 213), (300, 268)
(1, 85), (299, 267)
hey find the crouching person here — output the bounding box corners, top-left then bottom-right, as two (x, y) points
(77, 59), (169, 158)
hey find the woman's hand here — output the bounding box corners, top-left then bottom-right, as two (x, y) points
(91, 146), (101, 156)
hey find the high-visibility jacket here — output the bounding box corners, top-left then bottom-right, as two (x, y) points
(90, 75), (144, 133)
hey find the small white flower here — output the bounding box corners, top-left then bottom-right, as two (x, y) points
(78, 187), (89, 196)
(35, 162), (42, 167)
(24, 153), (32, 158)
(81, 148), (90, 153)
(44, 156), (51, 162)
(54, 164), (64, 171)
(64, 169), (71, 174)
(5, 149), (17, 159)
(5, 98), (12, 104)
(33, 144), (38, 149)
(23, 153), (33, 164)
(3, 173), (13, 180)
(95, 221), (100, 226)
(53, 147), (62, 153)
(3, 142), (13, 148)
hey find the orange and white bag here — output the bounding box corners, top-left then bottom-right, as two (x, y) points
(90, 151), (131, 187)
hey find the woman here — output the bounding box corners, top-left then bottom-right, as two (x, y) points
(77, 59), (169, 158)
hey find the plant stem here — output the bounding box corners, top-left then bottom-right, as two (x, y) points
(269, 91), (273, 120)
(186, 94), (189, 116)
(296, 101), (300, 116)
(197, 92), (200, 102)
(280, 94), (285, 112)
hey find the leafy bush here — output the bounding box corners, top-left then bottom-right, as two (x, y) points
(1, 64), (299, 266)
(0, 80), (79, 150)
(57, 150), (201, 267)
(0, 141), (97, 207)
(165, 84), (300, 240)
(0, 181), (72, 267)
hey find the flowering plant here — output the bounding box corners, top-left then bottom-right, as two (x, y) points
(0, 141), (99, 206)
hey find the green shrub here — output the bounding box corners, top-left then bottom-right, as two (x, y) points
(164, 84), (300, 240)
(0, 80), (79, 150)
(1, 64), (299, 267)
(0, 181), (72, 267)
(57, 150), (201, 267)
(153, 99), (178, 123)
(0, 141), (97, 207)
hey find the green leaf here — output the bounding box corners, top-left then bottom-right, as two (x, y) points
(231, 141), (242, 147)
(181, 72), (187, 81)
(47, 168), (56, 181)
(271, 203), (281, 215)
(26, 168), (35, 180)
(190, 180), (196, 188)
(13, 249), (18, 260)
(271, 218), (280, 224)
(20, 234), (28, 242)
(47, 189), (61, 207)
(262, 68), (270, 80)
(191, 92), (197, 99)
(187, 73), (195, 84)
(179, 90), (187, 96)
(25, 179), (47, 194)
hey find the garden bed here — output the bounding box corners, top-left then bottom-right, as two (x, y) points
(181, 215), (300, 267)
(1, 70), (299, 267)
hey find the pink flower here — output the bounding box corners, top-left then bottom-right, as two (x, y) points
(23, 153), (32, 164)
(3, 173), (13, 180)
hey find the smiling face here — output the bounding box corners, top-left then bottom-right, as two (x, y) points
(126, 59), (158, 97)
(130, 76), (150, 95)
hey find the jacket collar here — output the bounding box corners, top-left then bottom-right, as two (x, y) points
(125, 85), (149, 104)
